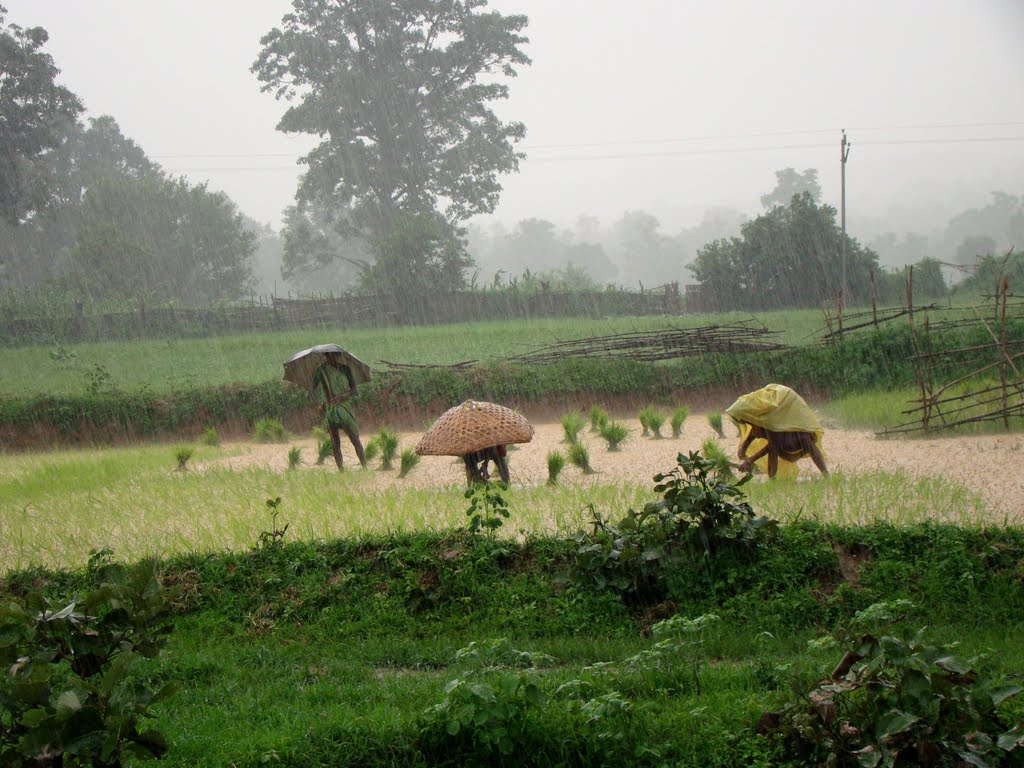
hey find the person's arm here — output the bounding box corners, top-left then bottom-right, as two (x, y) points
(738, 444), (769, 473)
(807, 441), (829, 476)
(328, 365), (357, 404)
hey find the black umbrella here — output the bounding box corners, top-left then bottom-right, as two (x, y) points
(282, 344), (372, 393)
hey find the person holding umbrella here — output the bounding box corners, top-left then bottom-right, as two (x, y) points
(312, 351), (367, 471)
(284, 344), (372, 473)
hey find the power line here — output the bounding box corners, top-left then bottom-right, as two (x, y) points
(149, 120), (1024, 160)
(159, 135), (1024, 172)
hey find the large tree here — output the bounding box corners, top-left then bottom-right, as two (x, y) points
(252, 0), (530, 291)
(0, 5), (83, 224)
(690, 192), (879, 311)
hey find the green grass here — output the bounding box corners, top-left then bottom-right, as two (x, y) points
(0, 441), (1015, 573)
(3, 521), (1021, 767)
(0, 310), (845, 397)
(825, 383), (1024, 435)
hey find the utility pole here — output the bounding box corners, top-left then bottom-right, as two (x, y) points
(840, 129), (851, 303)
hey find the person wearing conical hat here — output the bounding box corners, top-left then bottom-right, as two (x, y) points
(725, 384), (828, 479)
(463, 445), (510, 486)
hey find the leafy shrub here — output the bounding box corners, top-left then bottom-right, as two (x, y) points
(708, 410), (725, 439)
(546, 451), (565, 485)
(200, 426), (219, 447)
(670, 406), (689, 438)
(561, 411), (586, 444)
(588, 405), (609, 433)
(253, 417), (287, 443)
(570, 451), (770, 601)
(0, 554), (178, 766)
(567, 442), (594, 474)
(464, 482), (510, 536)
(421, 671), (544, 758)
(173, 445), (194, 472)
(598, 421), (631, 451)
(399, 448), (420, 478)
(760, 600), (1024, 767)
(287, 446), (302, 470)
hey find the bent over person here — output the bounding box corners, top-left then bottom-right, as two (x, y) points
(462, 444), (510, 486)
(312, 352), (367, 472)
(725, 384), (828, 479)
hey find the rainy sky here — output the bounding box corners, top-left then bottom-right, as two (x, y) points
(6, 0), (1024, 236)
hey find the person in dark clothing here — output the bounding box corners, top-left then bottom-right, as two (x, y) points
(462, 445), (510, 486)
(311, 352), (367, 471)
(736, 423), (828, 479)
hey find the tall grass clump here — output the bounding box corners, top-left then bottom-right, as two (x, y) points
(599, 421), (630, 451)
(645, 408), (666, 438)
(287, 446), (302, 470)
(313, 426), (333, 465)
(173, 446), (193, 472)
(200, 427), (219, 447)
(398, 448), (420, 478)
(701, 438), (734, 480)
(370, 427), (400, 470)
(708, 411), (725, 439)
(547, 451), (565, 485)
(253, 417), (288, 443)
(567, 443), (594, 474)
(588, 405), (609, 433)
(670, 406), (689, 438)
(561, 411), (586, 444)
(638, 405), (655, 436)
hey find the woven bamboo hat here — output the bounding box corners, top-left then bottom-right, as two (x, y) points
(415, 400), (534, 456)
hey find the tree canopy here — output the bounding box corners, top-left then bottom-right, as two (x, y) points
(0, 4), (83, 224)
(254, 0), (529, 231)
(689, 192), (880, 311)
(253, 0), (530, 294)
(760, 167), (821, 209)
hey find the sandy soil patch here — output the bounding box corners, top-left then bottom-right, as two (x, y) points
(201, 412), (1024, 521)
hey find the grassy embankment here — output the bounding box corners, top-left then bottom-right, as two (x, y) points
(6, 306), (1020, 448)
(3, 515), (1022, 767)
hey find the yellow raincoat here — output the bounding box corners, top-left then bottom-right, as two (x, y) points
(724, 384), (824, 479)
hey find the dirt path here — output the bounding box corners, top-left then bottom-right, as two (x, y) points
(203, 413), (1024, 521)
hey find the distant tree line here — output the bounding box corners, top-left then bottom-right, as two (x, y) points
(0, 8), (257, 305)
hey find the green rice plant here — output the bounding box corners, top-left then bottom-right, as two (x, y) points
(363, 438), (381, 464)
(374, 427), (400, 471)
(567, 442), (594, 474)
(701, 437), (735, 480)
(287, 446), (302, 470)
(546, 451), (566, 485)
(670, 406), (689, 438)
(253, 417), (287, 443)
(200, 426), (220, 447)
(312, 426), (333, 465)
(174, 445), (194, 472)
(588, 405), (609, 433)
(646, 408), (666, 438)
(707, 411), (725, 439)
(398, 448), (421, 478)
(599, 421), (631, 451)
(638, 405), (655, 436)
(561, 411), (586, 444)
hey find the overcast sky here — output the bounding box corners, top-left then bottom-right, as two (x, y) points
(6, 0), (1024, 236)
